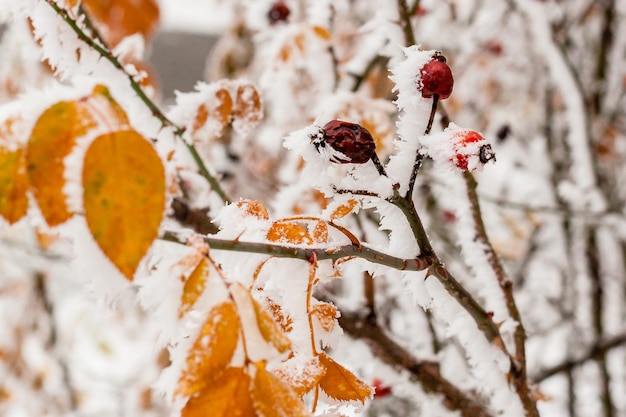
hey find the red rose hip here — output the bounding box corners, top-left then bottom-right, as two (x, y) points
(419, 59), (454, 100)
(318, 120), (376, 164)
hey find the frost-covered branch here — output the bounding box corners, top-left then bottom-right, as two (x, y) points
(163, 231), (434, 271)
(206, 236), (433, 271)
(337, 309), (493, 417)
(463, 171), (538, 417)
(44, 0), (231, 204)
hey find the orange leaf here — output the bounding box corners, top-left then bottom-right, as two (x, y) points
(0, 147), (28, 224)
(273, 355), (326, 397)
(252, 362), (309, 417)
(232, 84), (263, 133)
(82, 85), (131, 130)
(82, 0), (160, 47)
(310, 303), (337, 333)
(28, 101), (97, 226)
(330, 199), (358, 221)
(318, 353), (372, 404)
(262, 297), (293, 333)
(252, 297), (292, 353)
(214, 88), (234, 127)
(192, 104), (209, 134)
(312, 221), (328, 244)
(182, 367), (254, 417)
(176, 301), (240, 397)
(82, 130), (165, 280)
(237, 199), (269, 220)
(267, 222), (313, 245)
(179, 257), (210, 318)
(312, 26), (331, 40)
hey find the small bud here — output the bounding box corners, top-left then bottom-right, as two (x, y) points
(315, 120), (377, 164)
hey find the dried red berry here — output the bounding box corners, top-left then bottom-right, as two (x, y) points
(419, 58), (454, 100)
(268, 1), (291, 24)
(316, 120), (376, 164)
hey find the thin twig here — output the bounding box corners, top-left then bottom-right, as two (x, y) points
(33, 273), (78, 411)
(44, 0), (231, 204)
(406, 95), (438, 199)
(463, 171), (538, 417)
(534, 332), (626, 382)
(397, 0), (416, 46)
(350, 55), (389, 93)
(587, 230), (616, 417)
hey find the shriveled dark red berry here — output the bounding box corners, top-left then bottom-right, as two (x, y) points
(319, 120), (376, 164)
(419, 59), (454, 100)
(268, 1), (291, 24)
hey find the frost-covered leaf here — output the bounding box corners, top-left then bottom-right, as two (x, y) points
(237, 199), (269, 220)
(82, 130), (165, 280)
(82, 0), (160, 47)
(181, 367), (254, 417)
(252, 362), (309, 417)
(232, 83), (263, 135)
(330, 199), (358, 221)
(273, 355), (325, 397)
(82, 85), (131, 129)
(192, 88), (233, 138)
(252, 296), (292, 353)
(28, 100), (96, 226)
(262, 297), (293, 333)
(179, 257), (210, 318)
(0, 147), (28, 224)
(267, 222), (313, 245)
(312, 221), (328, 244)
(176, 301), (240, 397)
(310, 303), (337, 333)
(318, 353), (372, 404)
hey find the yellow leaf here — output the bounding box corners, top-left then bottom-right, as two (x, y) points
(0, 147), (28, 224)
(266, 222), (313, 245)
(28, 101), (97, 226)
(330, 199), (358, 220)
(179, 257), (210, 318)
(82, 130), (165, 280)
(252, 362), (309, 417)
(252, 296), (292, 354)
(176, 301), (240, 397)
(182, 367), (254, 417)
(318, 353), (372, 404)
(310, 303), (337, 333)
